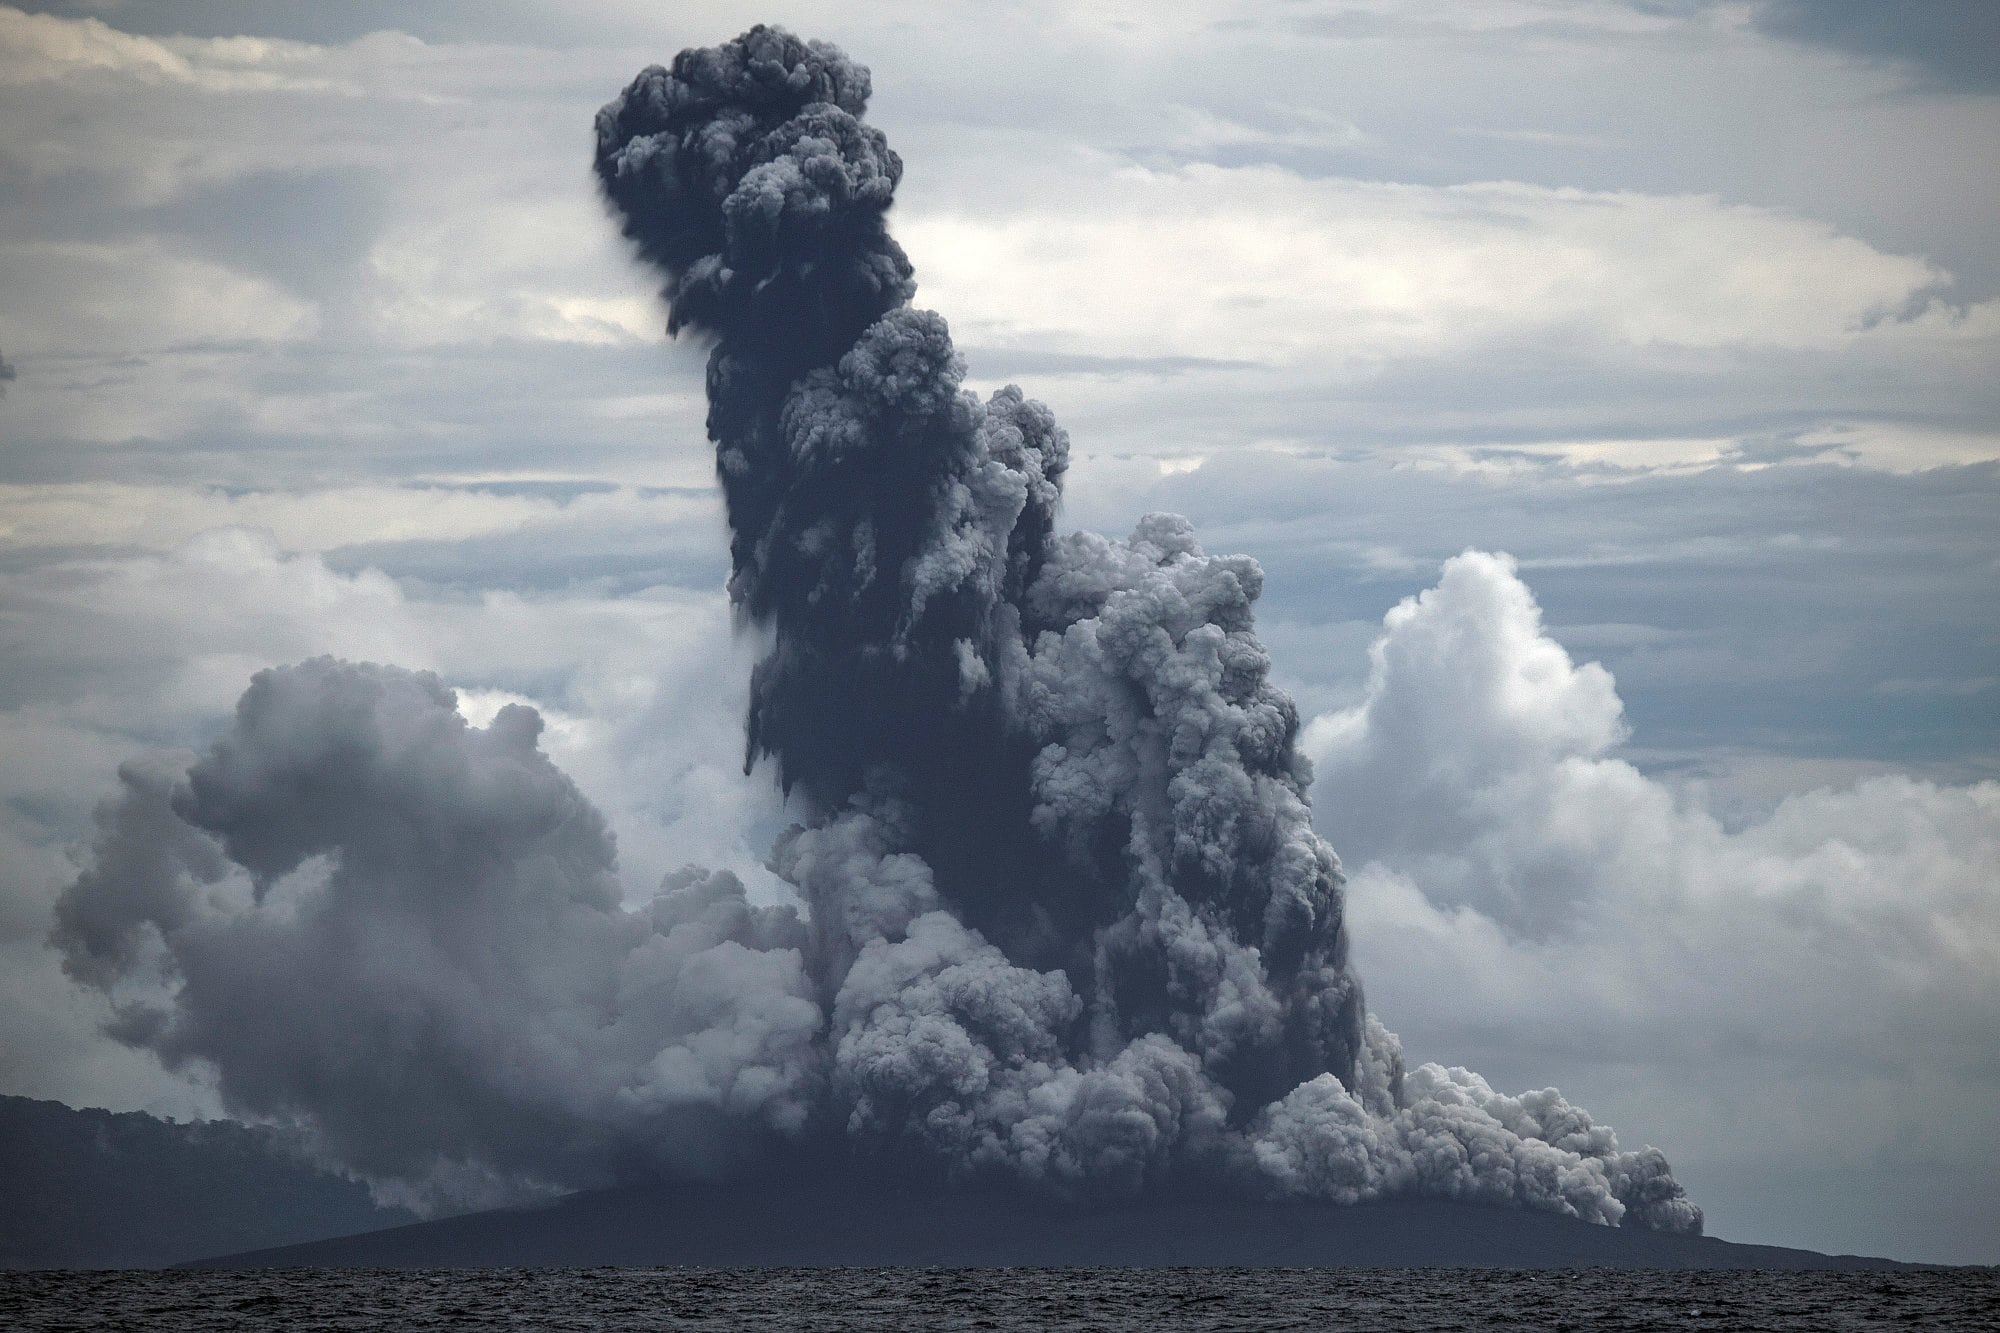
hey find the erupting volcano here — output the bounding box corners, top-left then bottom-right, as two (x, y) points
(52, 26), (1698, 1238)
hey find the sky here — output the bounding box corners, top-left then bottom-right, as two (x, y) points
(0, 0), (1995, 1264)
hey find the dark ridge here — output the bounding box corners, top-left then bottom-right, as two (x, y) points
(184, 1177), (1917, 1271)
(0, 1096), (411, 1269)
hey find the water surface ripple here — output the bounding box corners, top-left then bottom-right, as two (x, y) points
(5, 1267), (1996, 1331)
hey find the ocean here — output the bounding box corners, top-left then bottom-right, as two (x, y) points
(3, 1267), (1996, 1330)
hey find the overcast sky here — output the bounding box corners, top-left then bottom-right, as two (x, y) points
(1, 0), (1995, 1264)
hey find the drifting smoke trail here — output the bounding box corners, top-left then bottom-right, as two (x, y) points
(52, 26), (1698, 1232)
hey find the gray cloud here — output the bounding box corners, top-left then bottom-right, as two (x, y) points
(1754, 0), (2000, 94)
(53, 658), (824, 1211)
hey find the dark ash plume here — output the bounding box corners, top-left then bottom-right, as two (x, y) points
(53, 26), (1700, 1234)
(593, 19), (1361, 1139)
(588, 24), (1692, 1228)
(0, 347), (16, 394)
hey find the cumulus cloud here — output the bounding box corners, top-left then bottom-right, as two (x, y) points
(1305, 550), (2000, 1243)
(1308, 548), (2000, 955)
(1306, 550), (1631, 933)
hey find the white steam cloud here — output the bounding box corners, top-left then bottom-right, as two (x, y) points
(1309, 550), (2000, 1149)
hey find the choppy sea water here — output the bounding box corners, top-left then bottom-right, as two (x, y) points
(4, 1267), (1996, 1331)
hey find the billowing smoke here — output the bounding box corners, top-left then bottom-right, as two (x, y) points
(52, 26), (1699, 1232)
(53, 660), (825, 1210)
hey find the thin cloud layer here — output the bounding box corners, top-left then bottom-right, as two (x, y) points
(907, 167), (1969, 364)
